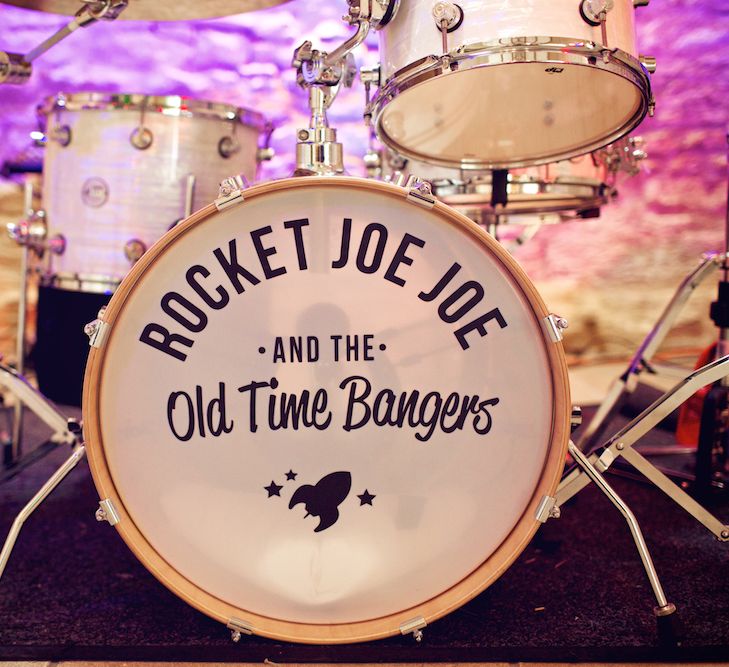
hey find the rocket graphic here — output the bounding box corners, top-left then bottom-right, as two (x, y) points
(289, 471), (352, 532)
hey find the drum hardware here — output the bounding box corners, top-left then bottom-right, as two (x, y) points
(214, 174), (248, 210)
(580, 0), (614, 27)
(599, 136), (647, 177)
(563, 440), (677, 620)
(639, 55), (657, 74)
(579, 0), (613, 53)
(578, 136), (729, 502)
(0, 431), (85, 578)
(291, 43), (356, 175)
(557, 357), (729, 541)
(432, 2), (463, 53)
(50, 125), (72, 147)
(551, 356), (729, 627)
(0, 0), (128, 85)
(576, 253), (729, 454)
(362, 65), (384, 179)
(183, 173), (196, 220)
(2, 181), (73, 471)
(129, 98), (154, 150)
(123, 239), (146, 264)
(291, 0), (398, 176)
(370, 137), (645, 249)
(227, 618), (253, 642)
(218, 136), (239, 158)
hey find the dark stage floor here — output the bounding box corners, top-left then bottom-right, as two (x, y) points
(1, 397), (728, 663)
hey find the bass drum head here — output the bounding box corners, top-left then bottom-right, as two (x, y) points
(376, 61), (646, 168)
(83, 177), (569, 643)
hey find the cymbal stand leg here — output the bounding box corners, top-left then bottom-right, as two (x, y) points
(567, 441), (676, 617)
(8, 182), (32, 466)
(577, 253), (723, 453)
(0, 443), (85, 581)
(558, 357), (729, 539)
(0, 364), (75, 446)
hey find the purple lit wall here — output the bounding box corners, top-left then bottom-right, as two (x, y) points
(0, 0), (728, 357)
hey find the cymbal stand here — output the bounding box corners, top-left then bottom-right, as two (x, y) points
(2, 182), (75, 479)
(576, 251), (724, 453)
(558, 356), (729, 536)
(0, 427), (84, 582)
(577, 135), (729, 469)
(6, 180), (32, 466)
(545, 357), (729, 621)
(693, 136), (729, 501)
(0, 0), (128, 84)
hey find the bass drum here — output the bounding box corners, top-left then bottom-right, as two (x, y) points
(82, 177), (569, 643)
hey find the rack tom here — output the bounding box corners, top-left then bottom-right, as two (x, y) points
(370, 0), (654, 170)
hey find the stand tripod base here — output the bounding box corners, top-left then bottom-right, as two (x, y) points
(0, 363), (76, 473)
(566, 441), (676, 617)
(0, 443), (86, 580)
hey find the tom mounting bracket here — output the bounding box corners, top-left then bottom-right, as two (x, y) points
(290, 1), (399, 175)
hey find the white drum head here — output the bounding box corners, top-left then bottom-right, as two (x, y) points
(377, 62), (645, 168)
(83, 177), (569, 642)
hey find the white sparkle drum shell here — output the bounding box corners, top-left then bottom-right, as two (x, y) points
(384, 152), (616, 225)
(39, 93), (272, 292)
(82, 177), (569, 643)
(372, 0), (652, 169)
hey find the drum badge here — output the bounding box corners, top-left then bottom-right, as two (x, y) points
(81, 177), (110, 208)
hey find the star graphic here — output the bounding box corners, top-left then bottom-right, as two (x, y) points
(357, 489), (376, 506)
(285, 469), (298, 481)
(264, 481), (283, 497)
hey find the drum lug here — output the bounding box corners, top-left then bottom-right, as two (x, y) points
(124, 238), (147, 264)
(85, 318), (110, 349)
(405, 178), (436, 209)
(432, 2), (464, 53)
(215, 175), (247, 211)
(227, 617), (253, 642)
(571, 406), (583, 432)
(130, 126), (153, 150)
(399, 615), (426, 641)
(639, 55), (657, 74)
(95, 498), (120, 526)
(360, 64), (381, 88)
(256, 146), (275, 162)
(543, 314), (568, 343)
(535, 495), (560, 523)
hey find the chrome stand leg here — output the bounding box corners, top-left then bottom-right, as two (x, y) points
(558, 357), (729, 540)
(577, 253), (723, 453)
(10, 244), (29, 464)
(0, 363), (75, 445)
(0, 443), (85, 580)
(567, 441), (676, 617)
(8, 182), (34, 465)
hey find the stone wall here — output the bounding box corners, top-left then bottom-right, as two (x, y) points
(0, 0), (727, 366)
